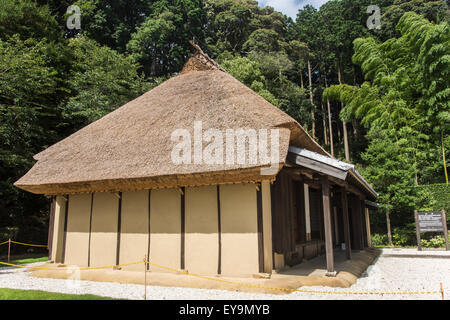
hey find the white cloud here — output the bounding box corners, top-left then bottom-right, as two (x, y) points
(258, 0), (329, 19)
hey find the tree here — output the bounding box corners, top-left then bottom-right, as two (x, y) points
(127, 0), (207, 76)
(62, 37), (151, 129)
(0, 0), (61, 41)
(381, 0), (449, 41)
(0, 35), (60, 243)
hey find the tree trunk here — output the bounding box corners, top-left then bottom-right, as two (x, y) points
(321, 102), (328, 146)
(386, 210), (393, 247)
(300, 69), (304, 89)
(443, 130), (449, 185)
(325, 77), (334, 157)
(352, 119), (358, 138)
(308, 60), (316, 140)
(338, 63), (350, 162)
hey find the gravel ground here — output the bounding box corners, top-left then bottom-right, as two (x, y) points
(0, 250), (448, 300)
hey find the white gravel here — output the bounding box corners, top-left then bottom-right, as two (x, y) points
(0, 249), (448, 300)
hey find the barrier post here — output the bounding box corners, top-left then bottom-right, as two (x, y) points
(7, 239), (11, 263)
(144, 255), (147, 301)
(440, 283), (444, 300)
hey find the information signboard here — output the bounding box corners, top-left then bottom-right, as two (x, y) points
(414, 210), (449, 251)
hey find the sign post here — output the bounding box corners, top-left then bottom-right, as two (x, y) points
(415, 210), (449, 251)
(414, 211), (421, 251)
(442, 210), (449, 251)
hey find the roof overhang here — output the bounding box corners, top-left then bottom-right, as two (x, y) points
(365, 200), (379, 210)
(287, 146), (378, 199)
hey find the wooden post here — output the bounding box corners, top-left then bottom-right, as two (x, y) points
(365, 207), (372, 248)
(359, 199), (366, 249)
(321, 176), (335, 276)
(304, 184), (311, 241)
(341, 187), (352, 260)
(351, 196), (361, 251)
(442, 210), (449, 251)
(441, 283), (444, 300)
(7, 238), (11, 263)
(414, 210), (422, 251)
(144, 255), (147, 300)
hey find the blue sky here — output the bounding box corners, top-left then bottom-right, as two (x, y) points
(258, 0), (330, 19)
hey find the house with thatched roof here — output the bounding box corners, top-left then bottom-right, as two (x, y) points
(15, 43), (377, 278)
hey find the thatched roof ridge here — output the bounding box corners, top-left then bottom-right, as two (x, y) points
(15, 47), (330, 195)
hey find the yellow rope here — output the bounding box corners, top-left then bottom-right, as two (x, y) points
(10, 241), (47, 248)
(0, 260), (143, 271)
(144, 260), (441, 296)
(0, 239), (443, 296)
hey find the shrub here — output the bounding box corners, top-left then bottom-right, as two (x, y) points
(371, 233), (388, 246)
(392, 227), (416, 246)
(421, 233), (449, 248)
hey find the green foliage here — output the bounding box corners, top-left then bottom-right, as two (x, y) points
(381, 0), (449, 40)
(371, 233), (389, 246)
(127, 0), (207, 76)
(0, 0), (447, 248)
(392, 227), (417, 246)
(416, 184), (450, 216)
(0, 288), (119, 300)
(421, 233), (449, 248)
(0, 0), (60, 41)
(63, 37), (151, 127)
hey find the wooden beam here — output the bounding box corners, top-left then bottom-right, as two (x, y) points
(61, 195), (69, 264)
(47, 197), (56, 260)
(304, 184), (311, 241)
(350, 195), (360, 251)
(147, 190), (151, 270)
(328, 176), (366, 198)
(87, 193), (94, 267)
(289, 153), (348, 180)
(116, 192), (122, 266)
(360, 200), (368, 248)
(257, 186), (264, 273)
(217, 185), (222, 274)
(180, 187), (185, 270)
(341, 187), (352, 259)
(365, 207), (372, 248)
(321, 175), (336, 276)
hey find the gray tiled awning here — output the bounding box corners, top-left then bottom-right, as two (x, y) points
(288, 146), (378, 198)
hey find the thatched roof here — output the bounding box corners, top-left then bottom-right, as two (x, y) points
(15, 46), (329, 195)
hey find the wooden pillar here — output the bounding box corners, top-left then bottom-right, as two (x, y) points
(304, 184), (311, 241)
(47, 197), (56, 260)
(365, 207), (372, 248)
(360, 200), (368, 248)
(349, 196), (359, 250)
(353, 197), (363, 250)
(321, 175), (336, 276)
(359, 199), (366, 249)
(333, 207), (339, 244)
(340, 187), (352, 259)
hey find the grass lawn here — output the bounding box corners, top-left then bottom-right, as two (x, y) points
(0, 288), (118, 300)
(0, 256), (48, 268)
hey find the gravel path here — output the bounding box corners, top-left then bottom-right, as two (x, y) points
(0, 250), (448, 300)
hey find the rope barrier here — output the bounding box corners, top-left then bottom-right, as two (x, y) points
(0, 239), (445, 297)
(143, 260), (443, 296)
(10, 241), (47, 248)
(0, 240), (47, 248)
(0, 260), (143, 271)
